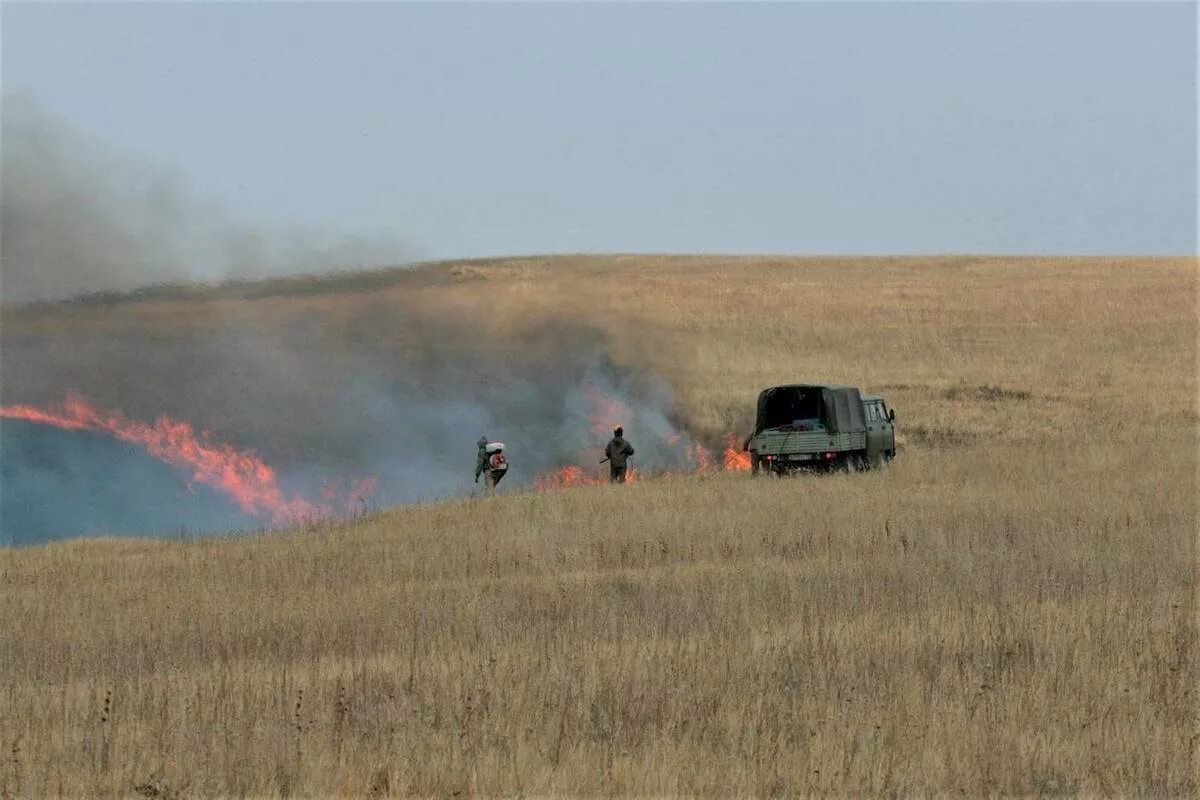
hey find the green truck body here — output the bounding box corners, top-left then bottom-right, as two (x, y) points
(747, 384), (896, 474)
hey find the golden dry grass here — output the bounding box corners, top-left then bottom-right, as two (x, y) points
(1, 255), (1196, 797)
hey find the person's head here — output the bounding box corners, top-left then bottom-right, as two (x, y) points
(478, 436), (488, 448)
(614, 426), (624, 438)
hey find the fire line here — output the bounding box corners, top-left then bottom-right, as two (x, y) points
(0, 392), (357, 525)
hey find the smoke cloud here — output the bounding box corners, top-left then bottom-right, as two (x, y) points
(1, 312), (708, 543)
(1, 421), (256, 546)
(0, 95), (411, 304)
(0, 99), (719, 545)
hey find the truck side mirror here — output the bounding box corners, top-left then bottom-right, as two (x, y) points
(888, 409), (896, 421)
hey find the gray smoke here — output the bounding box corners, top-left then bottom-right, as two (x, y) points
(0, 95), (411, 304)
(0, 99), (714, 544)
(0, 309), (706, 542)
(0, 420), (256, 546)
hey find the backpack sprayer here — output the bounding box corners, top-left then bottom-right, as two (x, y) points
(485, 442), (508, 471)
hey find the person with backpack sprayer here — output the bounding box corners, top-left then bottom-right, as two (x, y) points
(475, 436), (509, 495)
(602, 426), (635, 483)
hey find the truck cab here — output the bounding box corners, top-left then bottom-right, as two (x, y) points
(746, 384), (896, 474)
(860, 394), (896, 465)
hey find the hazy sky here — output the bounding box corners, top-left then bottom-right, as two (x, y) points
(3, 1), (1196, 260)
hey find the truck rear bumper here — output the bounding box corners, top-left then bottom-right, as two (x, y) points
(757, 451), (845, 468)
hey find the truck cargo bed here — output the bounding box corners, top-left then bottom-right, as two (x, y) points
(753, 429), (866, 455)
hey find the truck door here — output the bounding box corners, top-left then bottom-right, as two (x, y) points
(863, 401), (886, 465)
(879, 401), (895, 459)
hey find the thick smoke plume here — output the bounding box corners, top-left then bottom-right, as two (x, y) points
(0, 99), (736, 545)
(0, 96), (410, 304)
(1, 317), (718, 543)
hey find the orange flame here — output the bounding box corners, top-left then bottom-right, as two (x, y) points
(533, 385), (751, 492)
(691, 442), (714, 474)
(532, 430), (750, 491)
(722, 433), (752, 471)
(0, 392), (372, 525)
(531, 464), (641, 491)
(532, 465), (602, 491)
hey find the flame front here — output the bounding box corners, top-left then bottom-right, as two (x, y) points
(0, 392), (370, 525)
(532, 465), (599, 491)
(722, 433), (752, 471)
(531, 386), (750, 491)
(3, 388), (744, 514)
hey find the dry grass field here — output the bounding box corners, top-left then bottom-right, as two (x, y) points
(1, 255), (1196, 797)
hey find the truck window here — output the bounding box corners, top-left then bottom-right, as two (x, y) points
(760, 388), (823, 429)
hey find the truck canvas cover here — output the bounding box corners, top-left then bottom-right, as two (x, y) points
(755, 384), (866, 434)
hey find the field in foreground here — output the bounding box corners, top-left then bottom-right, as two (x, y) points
(2, 255), (1196, 797)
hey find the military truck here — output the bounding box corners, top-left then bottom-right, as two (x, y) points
(745, 384), (896, 475)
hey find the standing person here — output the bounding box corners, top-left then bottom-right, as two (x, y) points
(475, 436), (490, 488)
(604, 426), (635, 483)
(475, 436), (509, 495)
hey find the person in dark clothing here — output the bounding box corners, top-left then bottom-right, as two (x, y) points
(475, 436), (490, 485)
(604, 426), (635, 483)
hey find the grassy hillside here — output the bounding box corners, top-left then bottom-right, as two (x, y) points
(1, 255), (1196, 796)
(6, 255), (1193, 448)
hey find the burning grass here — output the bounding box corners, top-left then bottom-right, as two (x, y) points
(1, 255), (1195, 796)
(529, 381), (750, 491)
(0, 392), (373, 525)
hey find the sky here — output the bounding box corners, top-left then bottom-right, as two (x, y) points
(2, 1), (1196, 264)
